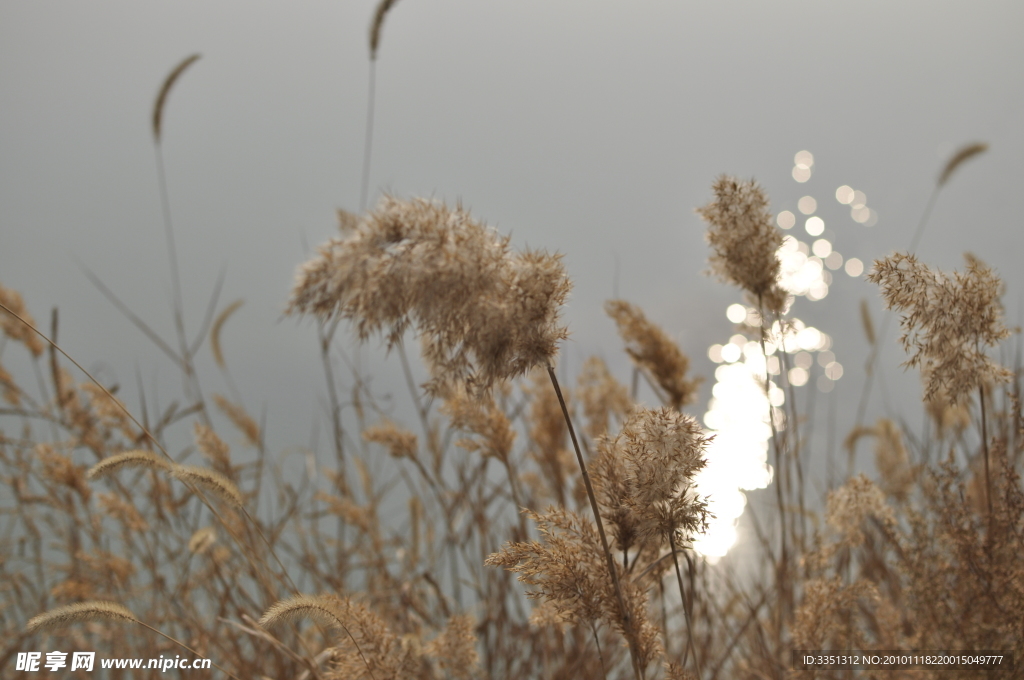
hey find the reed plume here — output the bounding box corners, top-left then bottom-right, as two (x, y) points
(287, 196), (571, 396)
(696, 175), (787, 315)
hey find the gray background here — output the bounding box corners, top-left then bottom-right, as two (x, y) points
(2, 1), (1022, 553)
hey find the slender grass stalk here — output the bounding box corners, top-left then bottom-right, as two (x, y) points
(545, 363), (643, 680)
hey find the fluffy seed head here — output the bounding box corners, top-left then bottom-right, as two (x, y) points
(27, 601), (137, 633)
(867, 252), (1012, 404)
(697, 176), (787, 314)
(287, 196), (571, 396)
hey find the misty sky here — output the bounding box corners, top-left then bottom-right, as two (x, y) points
(2, 1), (1023, 522)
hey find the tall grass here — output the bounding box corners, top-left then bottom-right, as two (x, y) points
(0, 8), (1021, 680)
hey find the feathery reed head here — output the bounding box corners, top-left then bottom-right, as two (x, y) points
(27, 601), (137, 633)
(152, 53), (201, 143)
(0, 284), (45, 356)
(605, 299), (700, 409)
(86, 450), (171, 481)
(370, 0), (400, 60)
(172, 464), (244, 508)
(697, 175), (787, 314)
(938, 142), (988, 187)
(867, 252), (1012, 403)
(287, 196), (571, 396)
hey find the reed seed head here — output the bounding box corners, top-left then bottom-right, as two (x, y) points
(287, 196), (571, 396)
(697, 176), (787, 314)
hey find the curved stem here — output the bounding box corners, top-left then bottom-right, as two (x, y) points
(546, 364), (643, 680)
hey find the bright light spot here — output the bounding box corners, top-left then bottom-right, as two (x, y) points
(721, 343), (741, 363)
(852, 190), (867, 209)
(726, 304), (747, 324)
(788, 366), (809, 386)
(865, 210), (878, 227)
(836, 185), (855, 204)
(825, 361), (844, 380)
(824, 251), (843, 270)
(812, 239), (832, 258)
(697, 338), (778, 557)
(817, 350), (836, 367)
(805, 216), (825, 236)
(794, 351), (813, 369)
(792, 166), (811, 183)
(709, 344), (724, 363)
(798, 196), (818, 215)
(817, 375), (834, 392)
(817, 332), (832, 351)
(794, 150), (814, 168)
(767, 355), (781, 374)
(845, 257), (864, 277)
(851, 206), (871, 223)
(796, 327), (822, 351)
(769, 385), (785, 406)
(776, 210), (796, 229)
(807, 281), (829, 301)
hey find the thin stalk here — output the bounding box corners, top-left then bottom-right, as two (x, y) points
(980, 384), (993, 540)
(756, 296), (788, 637)
(670, 533), (703, 680)
(359, 62), (377, 213)
(546, 364), (643, 680)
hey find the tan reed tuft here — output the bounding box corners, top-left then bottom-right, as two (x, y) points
(172, 464), (244, 508)
(26, 601), (138, 633)
(213, 393), (260, 447)
(605, 299), (701, 410)
(867, 252), (1011, 404)
(86, 450), (171, 481)
(152, 54), (201, 143)
(362, 418), (418, 460)
(369, 0), (400, 60)
(287, 196), (571, 396)
(938, 141), (988, 187)
(697, 175), (787, 315)
(0, 284), (45, 356)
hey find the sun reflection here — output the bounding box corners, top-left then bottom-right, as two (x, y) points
(696, 150), (864, 558)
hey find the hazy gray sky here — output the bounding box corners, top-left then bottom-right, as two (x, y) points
(2, 1), (1022, 504)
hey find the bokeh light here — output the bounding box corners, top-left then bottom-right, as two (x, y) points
(836, 185), (855, 204)
(812, 239), (832, 258)
(726, 303), (747, 323)
(845, 257), (864, 277)
(794, 150), (814, 169)
(777, 210), (796, 229)
(805, 216), (825, 236)
(798, 196), (818, 215)
(792, 166), (811, 183)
